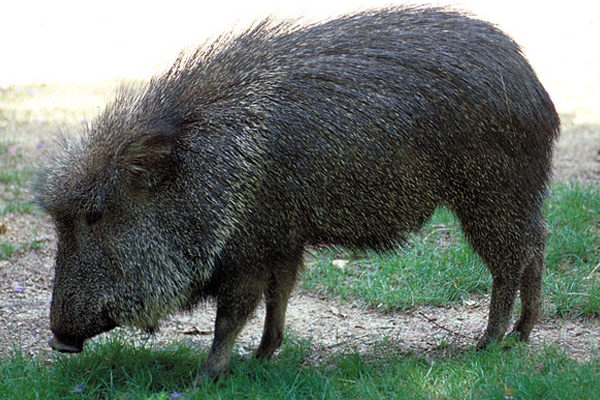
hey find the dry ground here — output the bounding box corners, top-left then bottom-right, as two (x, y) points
(0, 103), (599, 363)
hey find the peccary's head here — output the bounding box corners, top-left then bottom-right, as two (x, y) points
(36, 87), (219, 352)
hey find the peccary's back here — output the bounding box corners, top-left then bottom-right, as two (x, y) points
(212, 8), (559, 248)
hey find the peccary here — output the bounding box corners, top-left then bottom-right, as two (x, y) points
(36, 6), (559, 381)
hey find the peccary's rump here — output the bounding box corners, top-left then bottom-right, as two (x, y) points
(37, 7), (559, 380)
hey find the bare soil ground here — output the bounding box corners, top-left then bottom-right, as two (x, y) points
(0, 112), (599, 363)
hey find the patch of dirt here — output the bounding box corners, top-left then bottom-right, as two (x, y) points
(553, 119), (600, 182)
(0, 111), (599, 364)
(153, 291), (600, 363)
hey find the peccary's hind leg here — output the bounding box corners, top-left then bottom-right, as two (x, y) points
(477, 266), (521, 348)
(256, 251), (303, 359)
(455, 202), (532, 348)
(511, 216), (545, 342)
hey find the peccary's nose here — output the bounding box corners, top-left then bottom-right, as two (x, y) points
(48, 335), (84, 353)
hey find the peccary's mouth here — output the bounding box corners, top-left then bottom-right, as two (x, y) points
(48, 335), (84, 353)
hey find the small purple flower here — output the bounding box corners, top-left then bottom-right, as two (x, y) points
(13, 283), (25, 292)
(170, 391), (182, 399)
(73, 382), (85, 393)
(33, 117), (47, 124)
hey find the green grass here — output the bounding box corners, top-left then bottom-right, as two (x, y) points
(0, 169), (27, 186)
(544, 182), (600, 316)
(0, 240), (18, 259)
(303, 182), (600, 317)
(0, 199), (38, 217)
(0, 238), (45, 260)
(0, 336), (598, 399)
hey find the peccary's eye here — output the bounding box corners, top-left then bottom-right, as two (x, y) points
(86, 211), (102, 226)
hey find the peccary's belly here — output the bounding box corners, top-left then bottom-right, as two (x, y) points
(313, 175), (437, 247)
(269, 149), (442, 249)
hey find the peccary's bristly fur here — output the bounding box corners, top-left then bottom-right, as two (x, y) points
(36, 6), (560, 381)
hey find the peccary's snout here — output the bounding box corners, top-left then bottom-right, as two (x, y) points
(48, 301), (85, 353)
(48, 296), (116, 353)
(48, 335), (84, 353)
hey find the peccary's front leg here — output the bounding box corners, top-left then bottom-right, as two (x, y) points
(196, 286), (262, 384)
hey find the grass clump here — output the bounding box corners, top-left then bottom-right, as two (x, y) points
(544, 182), (600, 316)
(0, 335), (597, 399)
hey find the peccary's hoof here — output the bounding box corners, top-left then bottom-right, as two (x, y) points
(194, 367), (230, 387)
(48, 336), (83, 353)
(193, 371), (220, 387)
(475, 335), (493, 350)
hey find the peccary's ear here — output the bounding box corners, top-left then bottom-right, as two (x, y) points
(117, 120), (179, 189)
